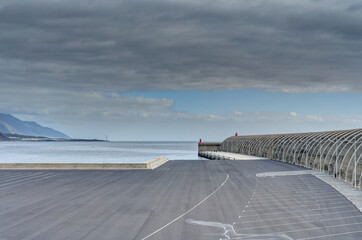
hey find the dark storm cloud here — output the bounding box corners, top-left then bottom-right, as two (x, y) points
(1, 0), (362, 92)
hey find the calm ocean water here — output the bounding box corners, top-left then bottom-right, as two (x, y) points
(0, 141), (206, 163)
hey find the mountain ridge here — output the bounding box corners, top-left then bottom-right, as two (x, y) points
(0, 113), (70, 139)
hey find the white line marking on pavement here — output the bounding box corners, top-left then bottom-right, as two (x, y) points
(235, 210), (360, 224)
(250, 193), (345, 202)
(250, 199), (349, 209)
(241, 205), (354, 218)
(243, 222), (362, 235)
(141, 173), (230, 240)
(234, 215), (362, 230)
(296, 230), (362, 240)
(247, 202), (350, 213)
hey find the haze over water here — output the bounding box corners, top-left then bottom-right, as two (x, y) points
(0, 141), (205, 163)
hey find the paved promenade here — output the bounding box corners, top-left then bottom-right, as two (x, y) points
(0, 160), (361, 240)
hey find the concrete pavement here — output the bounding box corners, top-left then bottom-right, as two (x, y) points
(0, 160), (361, 240)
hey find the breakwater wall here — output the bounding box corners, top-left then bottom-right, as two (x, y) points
(198, 142), (221, 152)
(220, 129), (362, 190)
(0, 156), (168, 170)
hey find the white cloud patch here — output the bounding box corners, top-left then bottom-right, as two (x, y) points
(1, 88), (361, 140)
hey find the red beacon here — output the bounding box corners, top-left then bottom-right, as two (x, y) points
(199, 139), (202, 144)
(235, 132), (238, 136)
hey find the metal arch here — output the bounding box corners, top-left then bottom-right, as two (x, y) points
(246, 137), (257, 154)
(327, 130), (359, 176)
(294, 131), (324, 166)
(335, 130), (362, 177)
(272, 133), (300, 162)
(312, 130), (347, 171)
(267, 134), (288, 159)
(283, 133), (304, 162)
(252, 136), (265, 156)
(303, 131), (333, 168)
(339, 132), (362, 182)
(323, 130), (353, 174)
(355, 152), (362, 190)
(283, 133), (307, 163)
(305, 131), (336, 169)
(301, 131), (331, 167)
(293, 132), (321, 165)
(243, 138), (252, 155)
(255, 136), (271, 156)
(249, 137), (262, 156)
(252, 135), (272, 157)
(279, 133), (300, 161)
(257, 135), (276, 157)
(240, 138), (248, 154)
(244, 138), (252, 154)
(345, 140), (362, 187)
(237, 138), (246, 154)
(236, 140), (243, 154)
(260, 135), (280, 158)
(236, 138), (245, 154)
(271, 134), (292, 161)
(250, 136), (264, 156)
(322, 129), (360, 174)
(284, 133), (309, 164)
(281, 133), (301, 162)
(271, 135), (288, 160)
(300, 131), (339, 169)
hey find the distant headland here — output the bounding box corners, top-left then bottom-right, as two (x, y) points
(0, 113), (105, 142)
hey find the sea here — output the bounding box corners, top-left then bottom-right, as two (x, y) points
(0, 141), (206, 163)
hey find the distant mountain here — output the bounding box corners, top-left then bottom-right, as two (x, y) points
(0, 113), (70, 139)
(0, 132), (8, 141)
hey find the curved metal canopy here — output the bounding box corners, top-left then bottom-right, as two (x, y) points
(221, 129), (362, 190)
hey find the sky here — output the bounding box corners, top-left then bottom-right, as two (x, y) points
(1, 0), (362, 141)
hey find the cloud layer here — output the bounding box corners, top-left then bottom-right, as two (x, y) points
(1, 0), (362, 93)
(1, 0), (362, 140)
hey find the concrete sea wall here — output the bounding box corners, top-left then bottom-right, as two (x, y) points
(198, 142), (221, 152)
(0, 156), (168, 170)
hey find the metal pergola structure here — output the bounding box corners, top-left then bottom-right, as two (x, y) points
(220, 129), (362, 190)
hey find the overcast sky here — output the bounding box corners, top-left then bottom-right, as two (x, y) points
(1, 0), (362, 141)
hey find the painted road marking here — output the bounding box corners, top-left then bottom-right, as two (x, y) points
(296, 230), (362, 240)
(250, 199), (349, 209)
(249, 196), (346, 205)
(234, 215), (362, 230)
(241, 205), (355, 218)
(235, 210), (360, 223)
(242, 222), (362, 235)
(250, 192), (345, 202)
(251, 190), (343, 199)
(247, 202), (351, 213)
(141, 174), (230, 240)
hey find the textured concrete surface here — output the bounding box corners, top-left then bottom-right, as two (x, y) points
(0, 156), (167, 170)
(0, 160), (361, 240)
